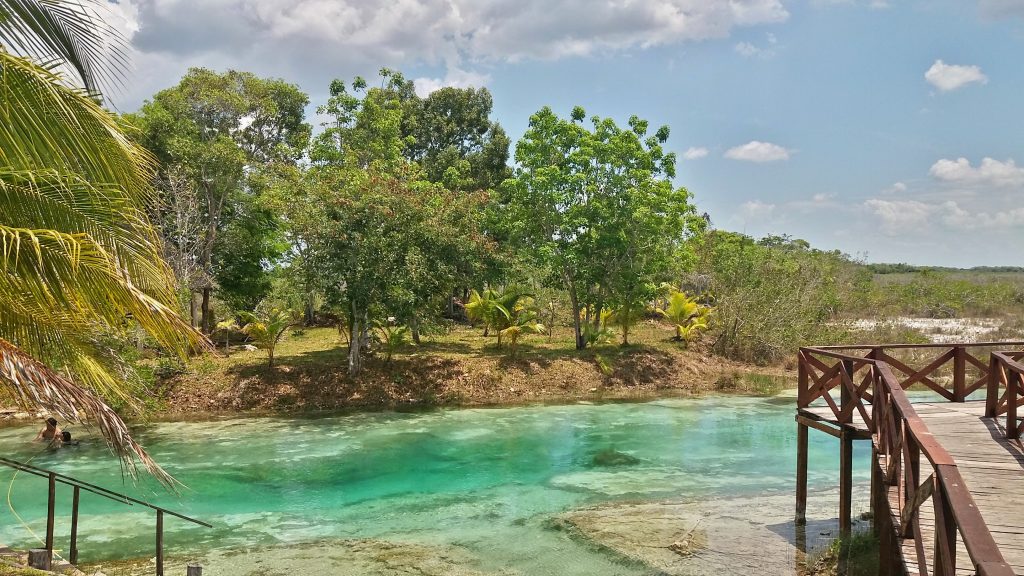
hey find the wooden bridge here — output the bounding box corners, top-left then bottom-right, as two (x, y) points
(795, 342), (1024, 576)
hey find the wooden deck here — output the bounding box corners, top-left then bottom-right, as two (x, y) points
(800, 400), (1024, 575)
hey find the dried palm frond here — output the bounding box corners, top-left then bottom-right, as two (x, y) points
(0, 337), (175, 487)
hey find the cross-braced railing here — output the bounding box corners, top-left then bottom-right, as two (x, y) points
(797, 343), (1022, 576)
(988, 351), (1024, 439)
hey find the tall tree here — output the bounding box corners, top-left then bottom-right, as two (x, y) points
(292, 74), (495, 374)
(0, 0), (204, 481)
(503, 106), (701, 349)
(128, 68), (310, 331)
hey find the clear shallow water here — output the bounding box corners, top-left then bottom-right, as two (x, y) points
(0, 395), (870, 574)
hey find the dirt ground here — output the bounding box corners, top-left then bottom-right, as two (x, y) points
(154, 322), (793, 416)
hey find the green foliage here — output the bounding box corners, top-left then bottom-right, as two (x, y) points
(502, 106), (703, 350)
(374, 320), (409, 363)
(240, 306), (298, 367)
(658, 289), (712, 345)
(293, 72), (498, 374)
(0, 1), (207, 481)
(604, 301), (648, 346)
(696, 231), (858, 364)
(127, 68), (310, 332)
(465, 286), (542, 352)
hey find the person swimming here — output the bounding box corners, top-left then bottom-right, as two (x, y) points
(34, 417), (61, 444)
(56, 430), (79, 447)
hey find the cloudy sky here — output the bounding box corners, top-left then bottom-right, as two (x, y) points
(103, 0), (1024, 267)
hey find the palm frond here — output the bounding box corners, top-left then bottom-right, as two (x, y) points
(0, 337), (174, 486)
(0, 0), (129, 92)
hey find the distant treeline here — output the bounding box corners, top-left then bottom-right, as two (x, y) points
(866, 263), (1024, 275)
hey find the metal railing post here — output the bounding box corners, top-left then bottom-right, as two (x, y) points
(45, 472), (55, 558)
(70, 485), (80, 565)
(156, 509), (164, 576)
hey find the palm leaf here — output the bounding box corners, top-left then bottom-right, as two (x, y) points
(0, 0), (129, 93)
(0, 337), (174, 485)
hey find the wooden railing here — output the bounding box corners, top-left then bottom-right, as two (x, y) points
(0, 457), (211, 575)
(798, 344), (1021, 576)
(988, 351), (1024, 439)
(799, 342), (1024, 433)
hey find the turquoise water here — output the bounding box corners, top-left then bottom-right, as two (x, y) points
(0, 395), (870, 573)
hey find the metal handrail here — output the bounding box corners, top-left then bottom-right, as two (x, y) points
(0, 456), (210, 575)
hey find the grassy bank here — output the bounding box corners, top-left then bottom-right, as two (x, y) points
(152, 322), (792, 415)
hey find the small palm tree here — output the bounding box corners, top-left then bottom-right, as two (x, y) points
(605, 301), (647, 346)
(0, 0), (205, 483)
(659, 291), (712, 344)
(465, 288), (500, 336)
(499, 311), (546, 356)
(216, 318), (239, 352)
(240, 308), (296, 368)
(374, 319), (409, 363)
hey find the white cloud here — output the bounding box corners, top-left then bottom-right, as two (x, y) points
(413, 68), (491, 96)
(738, 200), (777, 222)
(924, 60), (988, 92)
(979, 0), (1024, 19)
(865, 198), (1024, 235)
(734, 41), (775, 58)
(929, 157), (1024, 187)
(883, 181), (907, 194)
(683, 146), (709, 160)
(864, 199), (934, 235)
(108, 0), (790, 108)
(725, 140), (792, 162)
(734, 32), (777, 58)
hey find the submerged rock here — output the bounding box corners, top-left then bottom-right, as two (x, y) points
(588, 448), (641, 467)
(558, 491), (869, 575)
(82, 539), (516, 576)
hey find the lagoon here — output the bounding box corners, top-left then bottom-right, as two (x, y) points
(0, 395), (871, 575)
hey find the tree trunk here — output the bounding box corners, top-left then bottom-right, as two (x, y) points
(268, 347), (275, 368)
(410, 317), (421, 345)
(348, 303), (362, 376)
(190, 292), (199, 328)
(563, 268), (586, 350)
(304, 293), (314, 326)
(201, 287), (212, 334)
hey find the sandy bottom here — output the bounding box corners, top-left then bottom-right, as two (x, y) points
(82, 490), (867, 576)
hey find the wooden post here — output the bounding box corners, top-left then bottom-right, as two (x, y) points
(798, 355), (808, 407)
(870, 445), (880, 536)
(156, 509), (164, 576)
(933, 477), (957, 576)
(796, 422), (808, 524)
(839, 429), (854, 537)
(45, 472), (55, 556)
(986, 355), (1000, 417)
(1009, 373), (1020, 440)
(28, 549), (51, 570)
(70, 485), (80, 565)
(841, 360), (854, 424)
(187, 564), (203, 576)
(953, 346), (966, 402)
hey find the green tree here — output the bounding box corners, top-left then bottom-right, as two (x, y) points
(0, 0), (204, 481)
(295, 74), (496, 374)
(128, 68), (310, 332)
(502, 106), (701, 350)
(240, 306), (297, 368)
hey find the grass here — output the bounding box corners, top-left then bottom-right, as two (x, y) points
(151, 320), (788, 415)
(806, 531), (879, 576)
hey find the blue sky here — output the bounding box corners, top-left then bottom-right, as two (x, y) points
(107, 0), (1024, 267)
